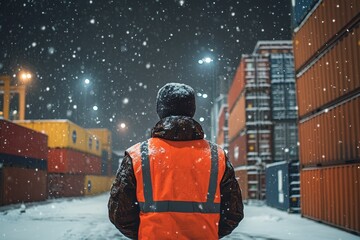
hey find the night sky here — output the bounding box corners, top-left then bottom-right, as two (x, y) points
(0, 0), (292, 150)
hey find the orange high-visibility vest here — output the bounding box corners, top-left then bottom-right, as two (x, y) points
(127, 137), (226, 240)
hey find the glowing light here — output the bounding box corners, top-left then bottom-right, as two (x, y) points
(120, 123), (126, 129)
(93, 105), (98, 111)
(84, 79), (90, 85)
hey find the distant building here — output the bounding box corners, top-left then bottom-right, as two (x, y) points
(227, 40), (299, 201)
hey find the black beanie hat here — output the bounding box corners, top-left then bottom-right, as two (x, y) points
(156, 83), (196, 119)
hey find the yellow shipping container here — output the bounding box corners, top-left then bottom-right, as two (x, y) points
(15, 120), (88, 153)
(84, 175), (113, 196)
(86, 131), (102, 157)
(88, 128), (112, 156)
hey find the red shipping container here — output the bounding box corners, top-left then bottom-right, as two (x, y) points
(48, 173), (85, 198)
(48, 148), (86, 174)
(84, 153), (102, 175)
(0, 120), (48, 160)
(0, 167), (47, 205)
(229, 133), (247, 167)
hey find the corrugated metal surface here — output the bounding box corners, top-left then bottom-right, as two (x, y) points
(299, 95), (360, 167)
(293, 0), (360, 71)
(48, 148), (86, 174)
(273, 122), (299, 162)
(229, 133), (247, 167)
(228, 60), (245, 111)
(228, 94), (246, 142)
(15, 120), (88, 154)
(0, 167), (47, 205)
(296, 26), (360, 117)
(0, 120), (48, 160)
(48, 173), (85, 198)
(83, 175), (112, 195)
(301, 164), (360, 234)
(84, 153), (101, 175)
(235, 168), (248, 201)
(87, 128), (112, 154)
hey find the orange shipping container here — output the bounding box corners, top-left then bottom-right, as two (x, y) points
(296, 26), (360, 117)
(48, 148), (87, 174)
(229, 133), (247, 167)
(228, 60), (246, 111)
(298, 95), (360, 167)
(293, 0), (360, 71)
(228, 94), (246, 142)
(0, 167), (47, 205)
(301, 164), (360, 234)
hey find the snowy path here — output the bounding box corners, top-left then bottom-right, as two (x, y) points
(0, 193), (358, 240)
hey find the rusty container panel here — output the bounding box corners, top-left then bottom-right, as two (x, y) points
(229, 133), (247, 167)
(84, 175), (112, 196)
(235, 168), (248, 201)
(301, 164), (360, 234)
(0, 167), (47, 206)
(48, 173), (85, 198)
(300, 168), (323, 221)
(228, 94), (246, 142)
(15, 120), (88, 153)
(296, 26), (360, 117)
(293, 0), (360, 71)
(299, 96), (360, 167)
(48, 148), (86, 174)
(0, 120), (48, 160)
(228, 60), (245, 111)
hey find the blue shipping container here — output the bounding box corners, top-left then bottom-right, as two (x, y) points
(265, 160), (300, 212)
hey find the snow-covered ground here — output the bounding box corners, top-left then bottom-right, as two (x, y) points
(0, 193), (358, 240)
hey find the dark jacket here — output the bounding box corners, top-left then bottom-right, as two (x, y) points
(108, 116), (244, 239)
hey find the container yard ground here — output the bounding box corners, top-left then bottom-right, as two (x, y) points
(0, 194), (358, 240)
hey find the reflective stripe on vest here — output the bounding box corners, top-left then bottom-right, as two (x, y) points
(139, 140), (220, 213)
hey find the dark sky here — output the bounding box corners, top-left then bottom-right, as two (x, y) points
(0, 0), (292, 150)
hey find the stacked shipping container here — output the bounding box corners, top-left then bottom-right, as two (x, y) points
(0, 120), (48, 205)
(293, 0), (360, 234)
(228, 41), (299, 201)
(15, 120), (112, 198)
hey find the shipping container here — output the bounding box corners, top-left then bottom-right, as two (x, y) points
(0, 119), (48, 160)
(83, 175), (113, 196)
(228, 132), (247, 167)
(272, 122), (299, 162)
(0, 167), (47, 205)
(228, 93), (246, 142)
(86, 132), (102, 158)
(228, 60), (246, 112)
(296, 26), (360, 117)
(0, 153), (47, 170)
(301, 164), (360, 234)
(293, 0), (360, 71)
(87, 128), (112, 153)
(84, 153), (102, 175)
(48, 173), (85, 198)
(48, 148), (86, 174)
(15, 120), (89, 154)
(298, 95), (360, 167)
(265, 160), (300, 212)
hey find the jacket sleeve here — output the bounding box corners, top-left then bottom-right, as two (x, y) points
(218, 153), (244, 238)
(108, 153), (140, 239)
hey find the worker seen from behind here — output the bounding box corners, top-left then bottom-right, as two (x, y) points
(108, 82), (244, 239)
